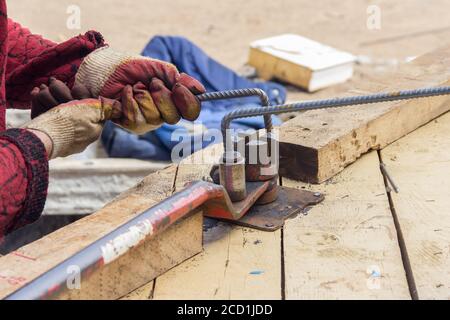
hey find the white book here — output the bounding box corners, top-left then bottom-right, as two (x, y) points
(248, 34), (355, 92)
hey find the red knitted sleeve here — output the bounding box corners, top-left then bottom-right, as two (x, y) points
(5, 19), (105, 110)
(0, 11), (104, 239)
(0, 129), (48, 241)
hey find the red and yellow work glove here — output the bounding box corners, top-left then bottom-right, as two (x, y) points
(74, 46), (206, 133)
(25, 81), (122, 159)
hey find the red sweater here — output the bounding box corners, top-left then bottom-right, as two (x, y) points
(0, 0), (104, 239)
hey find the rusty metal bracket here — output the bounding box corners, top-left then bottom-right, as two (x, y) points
(205, 167), (324, 230)
(230, 187), (324, 231)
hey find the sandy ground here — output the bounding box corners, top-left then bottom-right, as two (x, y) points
(7, 0), (450, 106)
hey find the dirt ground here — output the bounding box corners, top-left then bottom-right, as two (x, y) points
(8, 0), (450, 104)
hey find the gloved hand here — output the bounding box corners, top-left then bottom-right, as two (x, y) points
(23, 97), (121, 159)
(30, 77), (93, 119)
(30, 77), (176, 135)
(75, 46), (206, 133)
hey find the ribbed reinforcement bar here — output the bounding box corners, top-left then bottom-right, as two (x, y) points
(197, 88), (272, 131)
(219, 86), (450, 149)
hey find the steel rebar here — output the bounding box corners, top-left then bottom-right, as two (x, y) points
(197, 88), (272, 131)
(219, 86), (450, 148)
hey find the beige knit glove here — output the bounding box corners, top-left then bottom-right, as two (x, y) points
(75, 46), (206, 133)
(22, 98), (120, 159)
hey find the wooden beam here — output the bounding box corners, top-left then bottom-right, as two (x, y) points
(0, 166), (204, 300)
(150, 144), (283, 300)
(279, 44), (450, 183)
(282, 152), (410, 299)
(381, 111), (450, 299)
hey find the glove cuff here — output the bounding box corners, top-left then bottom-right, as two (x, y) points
(75, 46), (139, 97)
(23, 111), (75, 159)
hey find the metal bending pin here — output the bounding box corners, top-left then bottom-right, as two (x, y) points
(380, 163), (399, 193)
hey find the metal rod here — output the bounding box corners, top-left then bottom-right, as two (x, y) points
(380, 163), (399, 193)
(219, 86), (450, 150)
(197, 88), (272, 131)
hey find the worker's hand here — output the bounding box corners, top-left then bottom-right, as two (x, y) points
(30, 77), (93, 119)
(30, 78), (174, 134)
(74, 46), (206, 133)
(23, 97), (121, 159)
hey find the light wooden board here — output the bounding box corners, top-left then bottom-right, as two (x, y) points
(151, 144), (283, 300)
(279, 44), (450, 183)
(0, 166), (203, 300)
(247, 35), (354, 92)
(381, 111), (450, 299)
(248, 46), (312, 90)
(282, 151), (410, 299)
(154, 222), (281, 300)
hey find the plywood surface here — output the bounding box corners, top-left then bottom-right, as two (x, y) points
(282, 152), (410, 299)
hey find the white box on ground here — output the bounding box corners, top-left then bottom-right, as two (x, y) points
(248, 34), (355, 92)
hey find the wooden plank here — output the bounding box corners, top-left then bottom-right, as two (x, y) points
(279, 44), (450, 183)
(247, 35), (354, 92)
(151, 144), (282, 300)
(381, 111), (450, 299)
(248, 45), (312, 89)
(282, 151), (410, 299)
(154, 222), (281, 300)
(0, 166), (203, 300)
